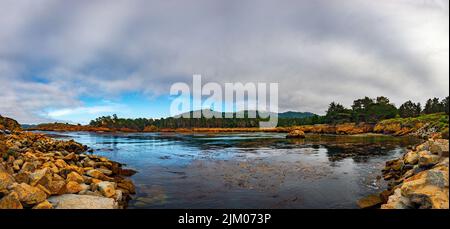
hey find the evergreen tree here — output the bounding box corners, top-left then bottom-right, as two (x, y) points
(399, 101), (421, 118)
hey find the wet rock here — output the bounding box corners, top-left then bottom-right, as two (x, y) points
(357, 194), (383, 209)
(382, 188), (412, 209)
(118, 168), (137, 177)
(0, 192), (23, 209)
(117, 178), (136, 194)
(134, 185), (167, 205)
(379, 189), (393, 203)
(388, 159), (404, 171)
(286, 130), (305, 139)
(48, 194), (118, 209)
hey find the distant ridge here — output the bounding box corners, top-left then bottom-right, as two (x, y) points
(173, 109), (316, 119)
(278, 111), (316, 118)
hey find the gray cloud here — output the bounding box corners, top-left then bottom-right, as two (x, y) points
(0, 0), (448, 123)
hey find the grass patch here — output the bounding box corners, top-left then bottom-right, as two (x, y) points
(378, 113), (449, 132)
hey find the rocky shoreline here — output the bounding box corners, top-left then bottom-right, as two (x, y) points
(3, 114), (449, 209)
(1, 117), (136, 209)
(29, 115), (448, 140)
(358, 137), (449, 209)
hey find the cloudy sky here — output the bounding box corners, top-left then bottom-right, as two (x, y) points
(0, 0), (448, 124)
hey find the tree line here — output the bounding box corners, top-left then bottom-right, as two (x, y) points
(325, 96), (449, 124)
(88, 96), (449, 129)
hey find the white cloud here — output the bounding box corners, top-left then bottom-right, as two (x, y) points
(47, 105), (121, 118)
(0, 0), (448, 123)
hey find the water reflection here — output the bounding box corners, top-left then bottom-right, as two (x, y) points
(40, 131), (421, 209)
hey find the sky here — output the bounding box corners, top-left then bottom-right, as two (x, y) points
(0, 0), (448, 124)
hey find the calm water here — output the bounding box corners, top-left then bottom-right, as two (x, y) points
(42, 131), (421, 209)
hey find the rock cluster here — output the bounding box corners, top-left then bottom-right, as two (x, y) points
(358, 138), (449, 209)
(0, 115), (21, 132)
(0, 131), (136, 209)
(286, 129), (306, 138)
(296, 123), (374, 135)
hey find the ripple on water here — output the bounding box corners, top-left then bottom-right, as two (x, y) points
(44, 131), (421, 209)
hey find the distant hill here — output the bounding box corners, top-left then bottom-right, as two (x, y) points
(174, 109), (316, 119)
(0, 114), (22, 131)
(21, 124), (38, 129)
(278, 111), (316, 118)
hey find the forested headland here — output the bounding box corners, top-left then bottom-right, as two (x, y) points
(29, 96), (449, 134)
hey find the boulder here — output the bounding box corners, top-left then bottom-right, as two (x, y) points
(119, 168), (137, 177)
(12, 159), (23, 171)
(357, 194), (383, 209)
(418, 151), (440, 168)
(0, 192), (23, 209)
(13, 171), (30, 184)
(379, 137), (449, 209)
(36, 184), (51, 196)
(0, 124), (136, 209)
(85, 169), (110, 180)
(404, 151), (419, 165)
(379, 189), (394, 203)
(286, 130), (306, 139)
(63, 152), (77, 161)
(117, 179), (136, 194)
(65, 181), (85, 194)
(29, 168), (49, 186)
(11, 183), (47, 205)
(384, 158), (404, 172)
(0, 171), (14, 190)
(20, 162), (36, 173)
(383, 167), (449, 209)
(97, 168), (112, 176)
(66, 171), (84, 183)
(97, 181), (116, 198)
(47, 180), (66, 195)
(54, 159), (68, 168)
(381, 188), (412, 209)
(0, 115), (22, 131)
(400, 169), (449, 209)
(33, 200), (53, 209)
(429, 139), (449, 157)
(82, 159), (96, 168)
(48, 194), (118, 209)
